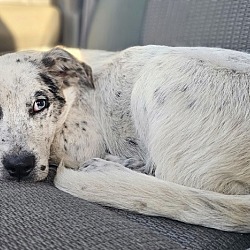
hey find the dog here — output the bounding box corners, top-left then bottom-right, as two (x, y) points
(0, 45), (250, 233)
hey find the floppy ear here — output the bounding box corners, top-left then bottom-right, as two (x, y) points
(40, 48), (94, 89)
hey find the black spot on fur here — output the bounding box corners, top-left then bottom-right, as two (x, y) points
(181, 86), (188, 92)
(76, 123), (79, 127)
(105, 148), (111, 154)
(64, 145), (67, 151)
(63, 80), (70, 87)
(64, 138), (67, 143)
(0, 106), (3, 119)
(154, 87), (166, 105)
(16, 59), (20, 63)
(2, 139), (5, 142)
(61, 66), (70, 73)
(28, 109), (34, 117)
(40, 165), (46, 171)
(61, 58), (68, 62)
(126, 137), (138, 146)
(116, 91), (121, 97)
(76, 68), (83, 73)
(137, 201), (147, 210)
(188, 100), (196, 109)
(154, 88), (160, 95)
(29, 59), (37, 65)
(42, 57), (56, 68)
(82, 128), (86, 131)
(200, 198), (217, 211)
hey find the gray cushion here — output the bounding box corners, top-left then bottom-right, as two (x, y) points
(0, 168), (250, 250)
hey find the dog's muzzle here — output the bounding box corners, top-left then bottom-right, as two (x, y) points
(2, 151), (36, 180)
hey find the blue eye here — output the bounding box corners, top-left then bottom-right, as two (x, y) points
(33, 99), (48, 113)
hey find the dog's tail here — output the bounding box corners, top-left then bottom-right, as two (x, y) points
(54, 162), (250, 233)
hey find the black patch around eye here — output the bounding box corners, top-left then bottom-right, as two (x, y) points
(0, 106), (3, 119)
(39, 73), (59, 95)
(39, 73), (66, 109)
(125, 137), (138, 146)
(34, 90), (47, 98)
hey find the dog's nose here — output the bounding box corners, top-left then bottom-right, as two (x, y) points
(2, 152), (36, 180)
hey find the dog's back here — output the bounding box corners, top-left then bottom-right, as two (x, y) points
(129, 46), (250, 194)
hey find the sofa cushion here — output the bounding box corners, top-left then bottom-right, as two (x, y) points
(0, 168), (250, 250)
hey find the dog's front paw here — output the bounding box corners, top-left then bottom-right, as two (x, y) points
(78, 158), (115, 172)
(104, 154), (145, 173)
(122, 158), (145, 170)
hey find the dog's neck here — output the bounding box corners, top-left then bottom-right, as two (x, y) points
(50, 88), (106, 168)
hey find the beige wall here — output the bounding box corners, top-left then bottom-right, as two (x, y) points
(0, 1), (60, 52)
(0, 0), (51, 4)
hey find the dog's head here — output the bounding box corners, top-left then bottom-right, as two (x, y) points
(0, 48), (93, 181)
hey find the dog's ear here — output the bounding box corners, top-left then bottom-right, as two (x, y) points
(40, 48), (94, 89)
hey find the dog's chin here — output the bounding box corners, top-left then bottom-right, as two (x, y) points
(1, 171), (37, 182)
(0, 166), (50, 182)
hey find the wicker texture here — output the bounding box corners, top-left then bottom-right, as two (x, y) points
(142, 0), (250, 52)
(0, 169), (249, 250)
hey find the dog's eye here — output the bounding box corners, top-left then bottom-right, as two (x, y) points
(33, 99), (48, 113)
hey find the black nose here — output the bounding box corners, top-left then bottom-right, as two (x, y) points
(2, 152), (36, 180)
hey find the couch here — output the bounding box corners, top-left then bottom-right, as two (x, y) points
(0, 0), (250, 249)
(1, 168), (250, 250)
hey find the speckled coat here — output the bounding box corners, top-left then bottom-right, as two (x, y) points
(1, 46), (250, 232)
